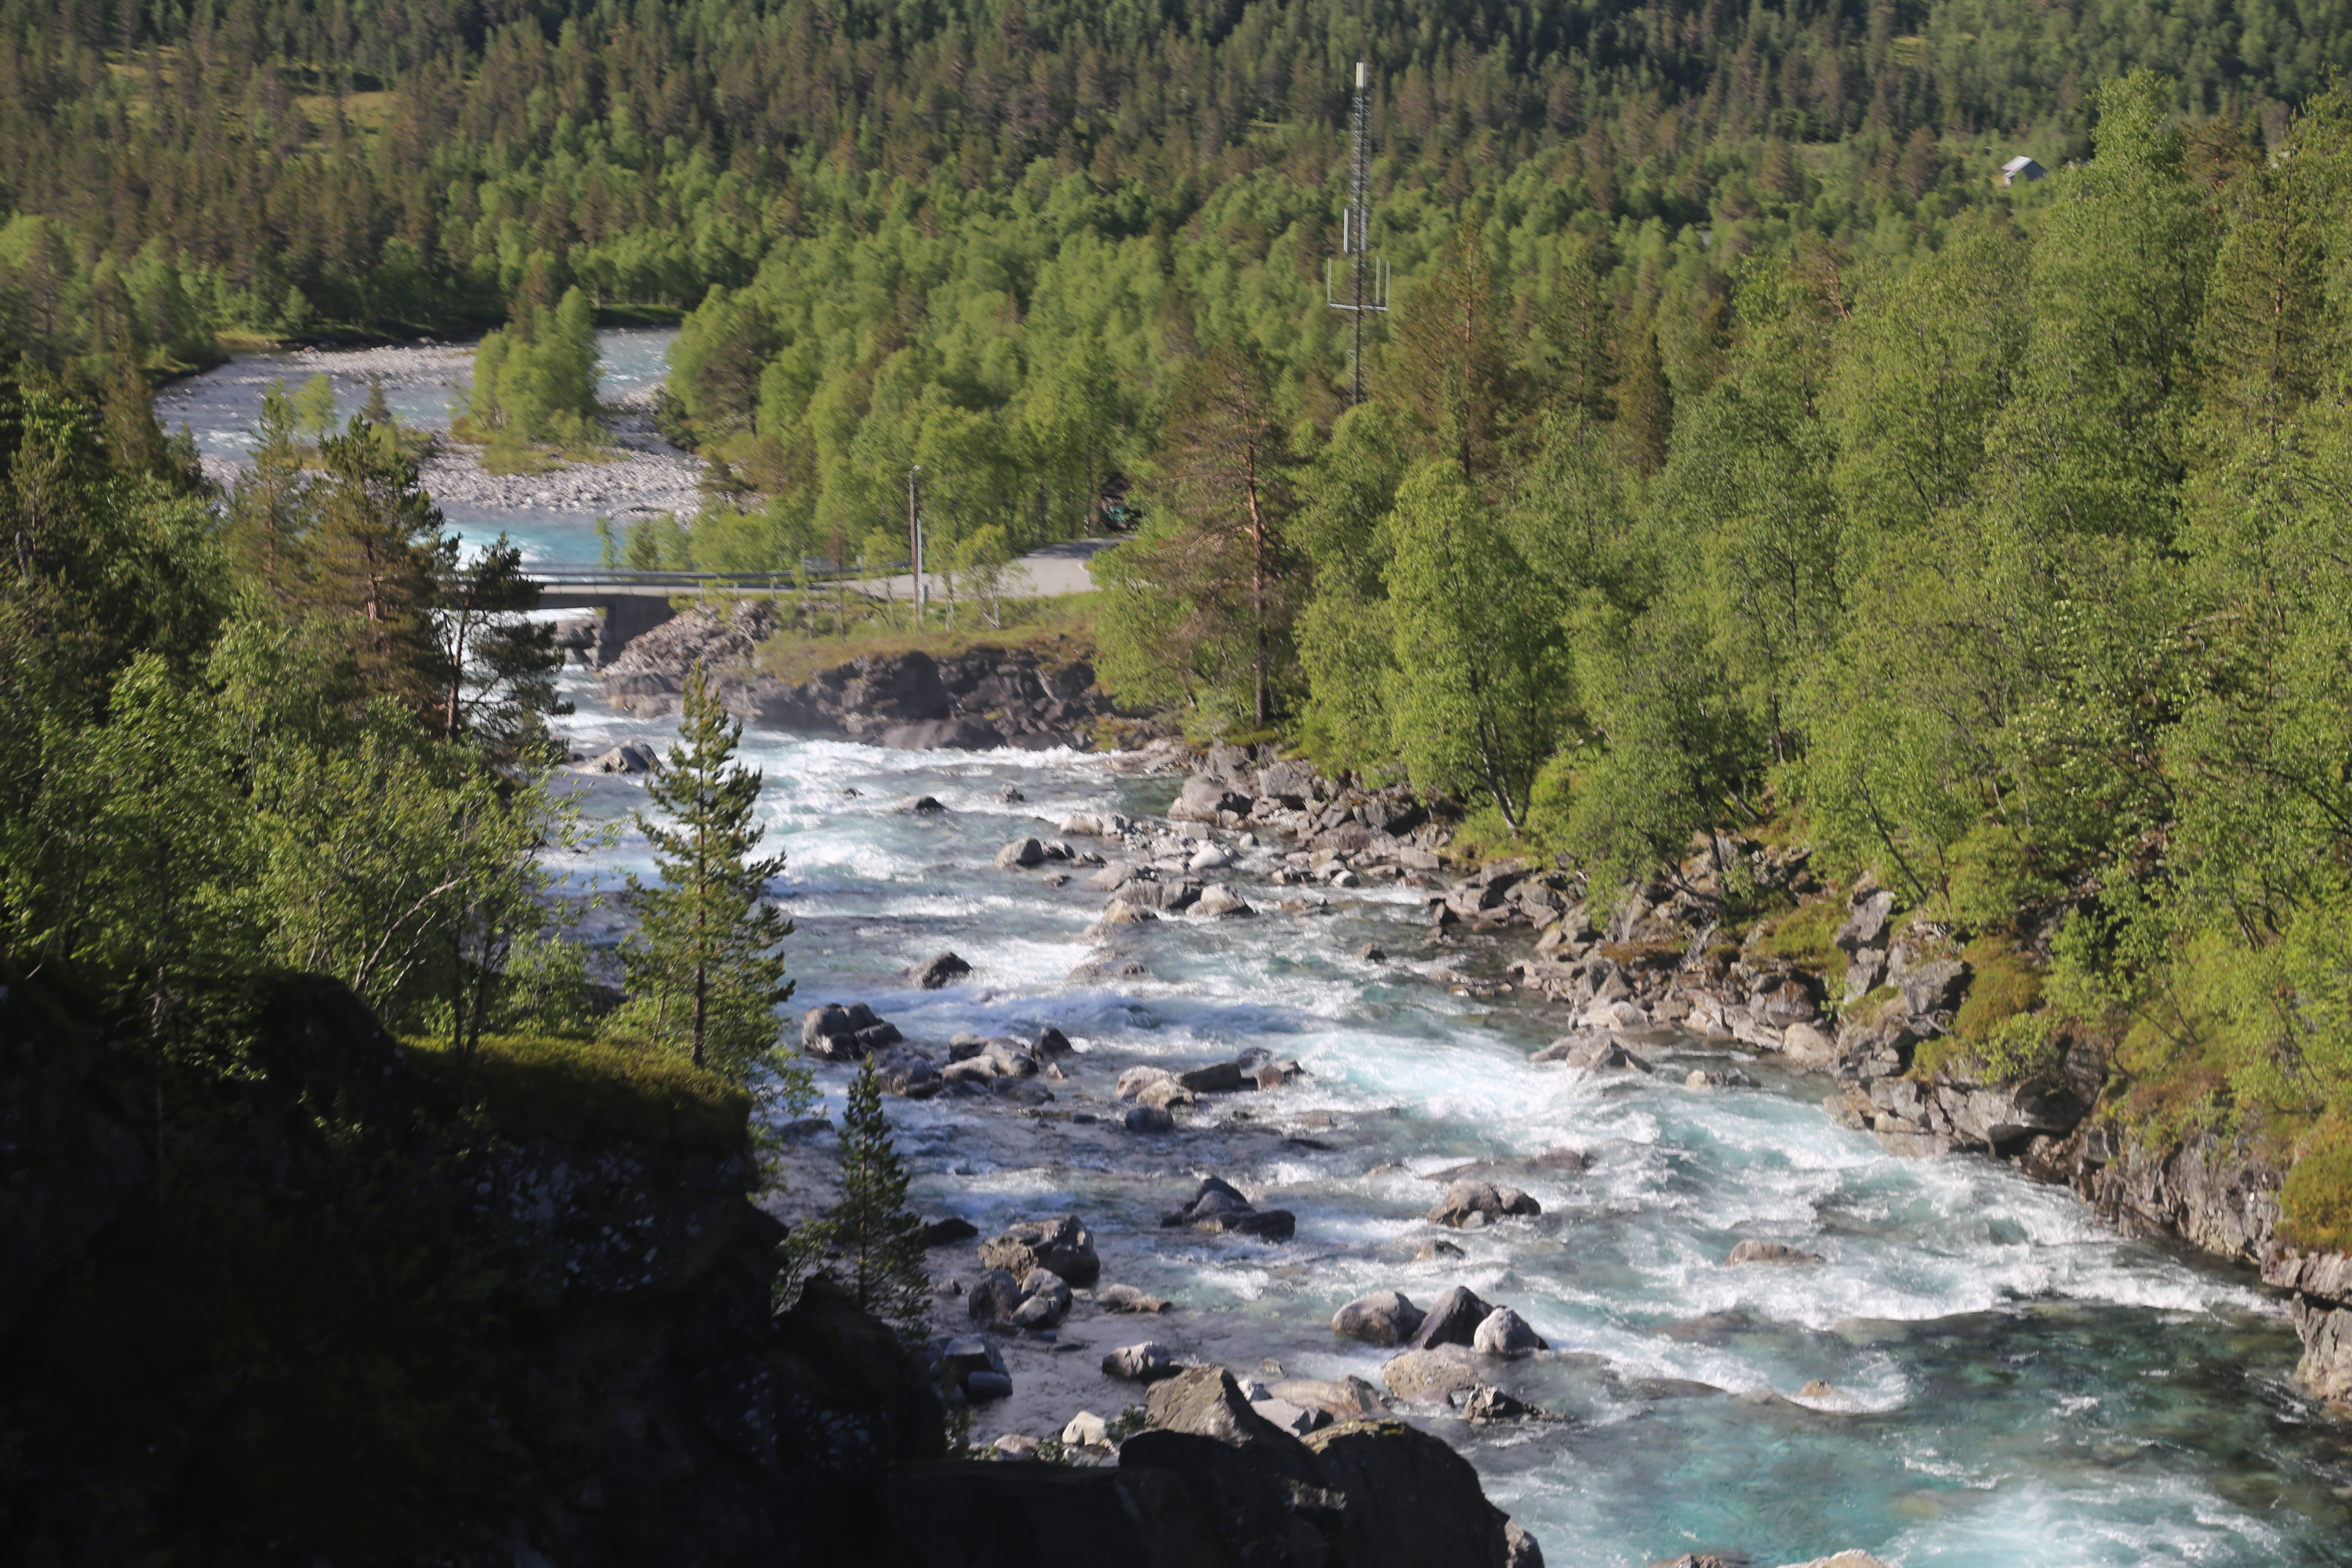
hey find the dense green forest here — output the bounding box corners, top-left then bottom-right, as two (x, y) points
(9, 0), (2352, 1228)
(1093, 72), (2352, 1239)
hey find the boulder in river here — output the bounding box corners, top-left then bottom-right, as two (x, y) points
(1193, 883), (1255, 918)
(1102, 1341), (1181, 1382)
(1403, 1286), (1495, 1351)
(995, 837), (1047, 869)
(1333, 1290), (1426, 1347)
(1725, 1239), (1824, 1266)
(1458, 1384), (1541, 1424)
(1426, 1180), (1542, 1228)
(934, 1333), (1012, 1402)
(979, 1215), (1100, 1285)
(800, 1002), (903, 1061)
(1097, 1283), (1172, 1313)
(1380, 1347), (1482, 1403)
(1471, 1307), (1548, 1356)
(923, 1216), (979, 1248)
(1176, 1060), (1247, 1094)
(1531, 1033), (1652, 1073)
(1116, 1066), (1195, 1109)
(968, 1266), (1073, 1330)
(1269, 1376), (1389, 1424)
(870, 1045), (942, 1097)
(904, 951), (973, 989)
(1160, 1176), (1296, 1240)
(583, 741), (659, 774)
(1123, 1104), (1175, 1133)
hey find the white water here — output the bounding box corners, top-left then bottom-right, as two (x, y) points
(553, 683), (2352, 1568)
(161, 335), (2352, 1567)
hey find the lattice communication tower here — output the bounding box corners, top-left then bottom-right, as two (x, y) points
(1326, 59), (1389, 406)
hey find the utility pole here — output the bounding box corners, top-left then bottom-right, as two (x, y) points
(1327, 59), (1388, 405)
(907, 464), (925, 626)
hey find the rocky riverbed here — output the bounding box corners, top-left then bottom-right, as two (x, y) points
(545, 643), (2352, 1568)
(159, 327), (705, 558)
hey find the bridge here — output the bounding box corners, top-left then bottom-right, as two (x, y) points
(526, 539), (1121, 662)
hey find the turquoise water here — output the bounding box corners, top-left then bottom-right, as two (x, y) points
(155, 328), (678, 565)
(543, 685), (2352, 1568)
(164, 337), (2352, 1564)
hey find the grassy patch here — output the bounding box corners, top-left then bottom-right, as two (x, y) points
(1951, 934), (2042, 1042)
(753, 593), (1099, 684)
(1753, 893), (1845, 971)
(2280, 1117), (2352, 1253)
(405, 1032), (749, 1152)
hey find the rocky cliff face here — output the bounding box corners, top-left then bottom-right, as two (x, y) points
(590, 604), (1128, 751)
(0, 973), (943, 1566)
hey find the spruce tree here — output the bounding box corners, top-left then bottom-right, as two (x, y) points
(619, 663), (794, 1075)
(828, 1057), (931, 1335)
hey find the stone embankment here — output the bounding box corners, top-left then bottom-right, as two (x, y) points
(574, 601), (1130, 752)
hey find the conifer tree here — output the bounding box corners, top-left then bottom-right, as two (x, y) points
(618, 663), (794, 1075)
(828, 1057), (931, 1335)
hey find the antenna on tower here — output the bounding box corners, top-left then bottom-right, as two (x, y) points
(1326, 58), (1388, 407)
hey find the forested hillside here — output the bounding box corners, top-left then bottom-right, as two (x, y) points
(10, 0), (2352, 1243)
(3, 0), (2343, 379)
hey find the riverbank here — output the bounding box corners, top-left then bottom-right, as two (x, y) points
(157, 329), (705, 551)
(537, 627), (2352, 1565)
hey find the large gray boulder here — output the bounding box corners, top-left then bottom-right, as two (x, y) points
(1726, 1239), (1823, 1266)
(995, 836), (1047, 868)
(1170, 775), (1254, 823)
(1379, 1347), (1482, 1403)
(978, 1215), (1100, 1285)
(1102, 1341), (1181, 1382)
(904, 951), (974, 989)
(1899, 959), (1971, 1017)
(1333, 1290), (1425, 1347)
(1403, 1286), (1495, 1351)
(800, 1002), (902, 1061)
(870, 1045), (942, 1098)
(1161, 1175), (1296, 1240)
(1426, 1180), (1541, 1229)
(1470, 1307), (1547, 1356)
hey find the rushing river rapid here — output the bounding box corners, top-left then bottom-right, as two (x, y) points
(162, 338), (2352, 1566)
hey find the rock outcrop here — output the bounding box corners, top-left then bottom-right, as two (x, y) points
(755, 645), (1124, 750)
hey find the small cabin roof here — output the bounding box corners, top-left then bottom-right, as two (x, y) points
(2001, 155), (2043, 174)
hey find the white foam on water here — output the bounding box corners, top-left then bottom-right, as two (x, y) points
(504, 704), (2345, 1567)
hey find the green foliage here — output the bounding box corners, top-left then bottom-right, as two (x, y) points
(292, 373), (339, 441)
(1378, 460), (1566, 829)
(613, 665), (798, 1079)
(468, 287), (603, 446)
(1755, 896), (1847, 973)
(826, 1059), (931, 1338)
(2280, 1119), (2352, 1253)
(1093, 338), (1302, 727)
(408, 1029), (752, 1151)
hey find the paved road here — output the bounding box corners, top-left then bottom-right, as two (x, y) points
(863, 536), (1121, 602)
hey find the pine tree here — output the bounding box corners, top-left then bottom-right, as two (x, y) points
(618, 663), (794, 1075)
(828, 1057), (931, 1335)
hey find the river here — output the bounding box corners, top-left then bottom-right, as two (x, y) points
(157, 335), (2352, 1567)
